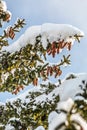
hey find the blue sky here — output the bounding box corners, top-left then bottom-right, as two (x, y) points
(0, 0), (87, 102)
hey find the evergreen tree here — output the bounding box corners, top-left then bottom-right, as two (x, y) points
(0, 1), (87, 130)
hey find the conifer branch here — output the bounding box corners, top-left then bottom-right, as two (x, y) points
(0, 19), (25, 50)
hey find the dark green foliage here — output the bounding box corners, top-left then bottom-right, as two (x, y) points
(0, 35), (71, 93)
(0, 83), (59, 129)
(54, 104), (85, 130)
(75, 80), (87, 120)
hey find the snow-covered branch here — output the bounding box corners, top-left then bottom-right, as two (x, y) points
(2, 23), (84, 52)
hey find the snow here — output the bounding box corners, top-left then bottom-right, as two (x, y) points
(48, 111), (59, 124)
(48, 112), (66, 130)
(5, 125), (14, 130)
(2, 23), (84, 53)
(41, 23), (84, 47)
(35, 126), (45, 130)
(7, 73), (87, 105)
(57, 98), (74, 112)
(0, 0), (12, 23)
(1, 73), (87, 130)
(6, 86), (43, 103)
(8, 117), (20, 122)
(0, 0), (7, 11)
(71, 113), (87, 130)
(5, 117), (20, 130)
(48, 98), (87, 130)
(0, 2), (86, 129)
(58, 73), (87, 101)
(1, 72), (9, 84)
(48, 98), (74, 130)
(5, 124), (15, 130)
(0, 124), (4, 128)
(4, 25), (41, 52)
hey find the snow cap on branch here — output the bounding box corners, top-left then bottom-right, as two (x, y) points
(57, 98), (74, 112)
(0, 0), (7, 11)
(2, 23), (84, 53)
(0, 0), (12, 24)
(41, 23), (84, 47)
